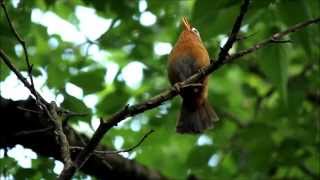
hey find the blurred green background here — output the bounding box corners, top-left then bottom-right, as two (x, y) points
(0, 0), (319, 179)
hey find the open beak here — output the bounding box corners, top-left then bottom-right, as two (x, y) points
(182, 16), (191, 31)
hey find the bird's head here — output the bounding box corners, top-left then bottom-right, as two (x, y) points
(181, 17), (201, 39)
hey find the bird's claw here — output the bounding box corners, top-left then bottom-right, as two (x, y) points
(173, 82), (182, 93)
(198, 68), (205, 76)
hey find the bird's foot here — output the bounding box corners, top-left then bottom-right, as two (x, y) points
(198, 68), (206, 76)
(173, 82), (182, 93)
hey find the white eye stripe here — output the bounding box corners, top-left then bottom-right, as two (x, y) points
(191, 27), (198, 33)
(191, 27), (200, 37)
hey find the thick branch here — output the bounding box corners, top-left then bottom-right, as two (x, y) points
(0, 49), (74, 175)
(0, 96), (166, 180)
(0, 1), (74, 172)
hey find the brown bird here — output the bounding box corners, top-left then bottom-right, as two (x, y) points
(168, 17), (219, 134)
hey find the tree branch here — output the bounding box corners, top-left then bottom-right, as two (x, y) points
(217, 0), (250, 63)
(1, 0), (319, 178)
(0, 49), (74, 176)
(228, 18), (320, 62)
(60, 15), (320, 179)
(0, 49), (48, 105)
(0, 2), (74, 173)
(0, 96), (166, 179)
(1, 0), (37, 102)
(70, 129), (154, 155)
(59, 0), (252, 179)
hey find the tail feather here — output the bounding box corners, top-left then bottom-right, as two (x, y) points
(176, 99), (219, 134)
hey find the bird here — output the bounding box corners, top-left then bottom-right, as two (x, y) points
(167, 17), (219, 134)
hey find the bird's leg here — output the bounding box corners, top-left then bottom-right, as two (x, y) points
(198, 68), (206, 77)
(173, 82), (183, 93)
(182, 83), (203, 89)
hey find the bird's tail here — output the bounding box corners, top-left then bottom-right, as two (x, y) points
(176, 99), (219, 134)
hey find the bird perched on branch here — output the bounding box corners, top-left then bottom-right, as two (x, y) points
(168, 17), (219, 134)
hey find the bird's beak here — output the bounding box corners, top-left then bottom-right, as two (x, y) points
(182, 16), (191, 31)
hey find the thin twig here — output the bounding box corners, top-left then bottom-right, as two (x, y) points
(70, 129), (155, 155)
(14, 126), (54, 136)
(17, 106), (41, 114)
(217, 0), (250, 63)
(0, 50), (48, 106)
(1, 1), (38, 103)
(96, 17), (119, 42)
(270, 38), (292, 43)
(59, 1), (252, 179)
(0, 50), (73, 169)
(236, 31), (258, 42)
(59, 16), (320, 179)
(0, 2), (74, 173)
(228, 18), (320, 62)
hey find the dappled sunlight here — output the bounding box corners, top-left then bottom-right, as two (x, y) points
(31, 6), (111, 44)
(7, 145), (37, 168)
(31, 9), (86, 44)
(113, 136), (124, 150)
(71, 121), (95, 137)
(140, 11), (157, 27)
(120, 61), (146, 89)
(53, 160), (64, 174)
(197, 135), (213, 146)
(0, 71), (63, 105)
(208, 154), (220, 167)
(75, 6), (112, 41)
(154, 42), (172, 56)
(65, 82), (83, 99)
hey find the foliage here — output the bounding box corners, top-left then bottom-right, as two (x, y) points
(0, 0), (319, 179)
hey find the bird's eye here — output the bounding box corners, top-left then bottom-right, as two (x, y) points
(191, 27), (200, 37)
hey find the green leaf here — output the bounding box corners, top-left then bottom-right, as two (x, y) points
(186, 145), (215, 170)
(277, 0), (312, 57)
(192, 0), (241, 39)
(47, 62), (68, 89)
(96, 81), (129, 116)
(32, 157), (56, 179)
(277, 138), (302, 166)
(236, 123), (275, 171)
(0, 65), (10, 81)
(61, 94), (91, 122)
(15, 168), (38, 179)
(0, 157), (18, 174)
(70, 68), (106, 94)
(286, 76), (308, 116)
(258, 44), (288, 105)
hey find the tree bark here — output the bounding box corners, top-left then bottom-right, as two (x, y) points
(0, 96), (166, 180)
